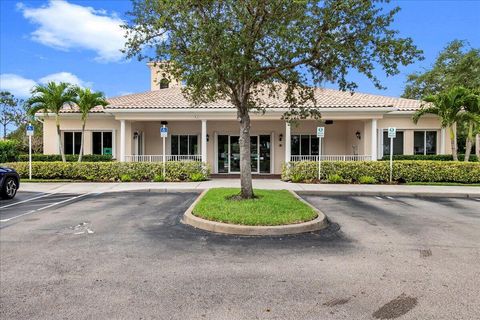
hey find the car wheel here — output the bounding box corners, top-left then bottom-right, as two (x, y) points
(1, 177), (18, 199)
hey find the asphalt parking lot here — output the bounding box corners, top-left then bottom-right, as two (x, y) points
(1, 190), (479, 320)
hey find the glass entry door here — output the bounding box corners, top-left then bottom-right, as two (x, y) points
(219, 135), (271, 174)
(229, 136), (241, 173)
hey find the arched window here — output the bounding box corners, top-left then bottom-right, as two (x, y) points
(159, 78), (169, 89)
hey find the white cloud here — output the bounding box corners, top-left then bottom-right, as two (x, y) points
(0, 74), (37, 97)
(0, 72), (91, 98)
(18, 0), (126, 62)
(39, 72), (91, 87)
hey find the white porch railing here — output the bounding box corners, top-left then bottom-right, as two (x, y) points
(125, 155), (202, 162)
(290, 155), (372, 161)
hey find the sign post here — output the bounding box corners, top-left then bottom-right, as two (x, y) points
(26, 123), (34, 180)
(387, 127), (396, 183)
(316, 127), (325, 181)
(160, 125), (168, 178)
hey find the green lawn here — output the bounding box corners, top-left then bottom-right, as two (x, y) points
(192, 188), (318, 226)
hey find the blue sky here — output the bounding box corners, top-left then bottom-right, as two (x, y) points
(1, 0), (479, 99)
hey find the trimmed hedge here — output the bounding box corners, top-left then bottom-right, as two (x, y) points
(17, 154), (113, 162)
(380, 154), (478, 162)
(0, 140), (19, 162)
(3, 161), (210, 182)
(282, 161), (480, 184)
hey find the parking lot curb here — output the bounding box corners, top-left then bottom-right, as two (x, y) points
(295, 190), (479, 198)
(181, 190), (329, 236)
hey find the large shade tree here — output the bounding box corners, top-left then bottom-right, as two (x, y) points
(403, 40), (480, 99)
(27, 82), (77, 162)
(74, 87), (108, 162)
(403, 40), (480, 157)
(124, 0), (422, 198)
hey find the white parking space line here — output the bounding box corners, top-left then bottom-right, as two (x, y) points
(386, 196), (395, 200)
(375, 196), (383, 200)
(474, 198), (480, 201)
(0, 193), (90, 222)
(0, 192), (51, 209)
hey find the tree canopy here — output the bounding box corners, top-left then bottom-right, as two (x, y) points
(125, 0), (422, 116)
(123, 0), (422, 198)
(403, 40), (480, 99)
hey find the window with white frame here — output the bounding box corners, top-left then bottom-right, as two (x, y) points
(64, 132), (82, 155)
(414, 131), (437, 155)
(171, 135), (198, 155)
(92, 131), (113, 155)
(291, 135), (319, 155)
(383, 130), (404, 155)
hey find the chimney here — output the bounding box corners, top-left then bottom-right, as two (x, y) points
(147, 62), (182, 91)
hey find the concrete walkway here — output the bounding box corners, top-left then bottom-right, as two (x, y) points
(18, 179), (480, 197)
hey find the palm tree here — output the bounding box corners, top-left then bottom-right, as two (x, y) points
(460, 90), (480, 162)
(413, 87), (469, 161)
(27, 82), (76, 162)
(73, 87), (108, 162)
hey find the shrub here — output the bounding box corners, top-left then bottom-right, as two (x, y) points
(282, 160), (480, 184)
(327, 174), (344, 183)
(3, 161), (210, 182)
(120, 174), (132, 182)
(380, 154), (478, 162)
(0, 140), (19, 162)
(358, 175), (377, 184)
(153, 174), (165, 182)
(189, 172), (207, 182)
(291, 172), (306, 183)
(17, 154), (113, 162)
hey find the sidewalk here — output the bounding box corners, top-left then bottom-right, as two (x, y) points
(18, 179), (480, 198)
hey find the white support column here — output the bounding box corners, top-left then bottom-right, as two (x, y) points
(201, 120), (207, 163)
(440, 128), (446, 154)
(120, 119), (126, 162)
(285, 122), (291, 163)
(371, 119), (377, 161)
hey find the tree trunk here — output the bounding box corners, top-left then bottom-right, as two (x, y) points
(464, 122), (473, 162)
(56, 116), (66, 162)
(78, 122), (86, 162)
(3, 123), (6, 140)
(238, 110), (254, 199)
(449, 126), (458, 161)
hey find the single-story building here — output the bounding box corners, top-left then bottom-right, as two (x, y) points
(39, 64), (452, 175)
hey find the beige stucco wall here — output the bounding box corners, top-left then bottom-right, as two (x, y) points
(148, 63), (182, 91)
(476, 134), (480, 158)
(41, 111), (451, 174)
(292, 120), (364, 155)
(42, 116), (122, 158)
(378, 115), (452, 156)
(131, 120), (285, 174)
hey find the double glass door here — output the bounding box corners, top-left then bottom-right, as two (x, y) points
(218, 135), (271, 174)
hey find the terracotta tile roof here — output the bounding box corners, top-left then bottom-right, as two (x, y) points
(59, 86), (422, 113)
(105, 87), (422, 111)
(59, 104), (106, 113)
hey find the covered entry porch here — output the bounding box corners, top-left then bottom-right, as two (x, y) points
(120, 119), (376, 175)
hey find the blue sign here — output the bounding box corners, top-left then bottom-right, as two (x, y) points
(160, 126), (168, 137)
(26, 124), (34, 136)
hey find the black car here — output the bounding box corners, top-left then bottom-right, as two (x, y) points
(0, 166), (20, 199)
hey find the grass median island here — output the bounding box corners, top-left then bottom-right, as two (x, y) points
(192, 188), (318, 226)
